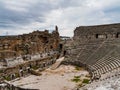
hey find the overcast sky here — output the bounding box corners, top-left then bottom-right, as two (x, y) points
(0, 0), (120, 36)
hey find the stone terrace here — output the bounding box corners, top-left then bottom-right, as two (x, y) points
(64, 23), (120, 83)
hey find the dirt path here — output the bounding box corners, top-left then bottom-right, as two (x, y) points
(10, 65), (89, 90)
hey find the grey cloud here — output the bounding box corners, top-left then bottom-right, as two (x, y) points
(0, 0), (86, 30)
(0, 0), (56, 29)
(0, 0), (120, 36)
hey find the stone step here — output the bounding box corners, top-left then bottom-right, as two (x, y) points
(50, 57), (64, 70)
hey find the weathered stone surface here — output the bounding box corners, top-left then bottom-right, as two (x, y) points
(0, 26), (60, 59)
(74, 23), (120, 41)
(0, 26), (60, 83)
(64, 23), (120, 81)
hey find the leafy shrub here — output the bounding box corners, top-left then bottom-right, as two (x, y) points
(74, 76), (80, 78)
(32, 66), (39, 70)
(0, 70), (3, 73)
(71, 75), (81, 83)
(15, 73), (20, 77)
(3, 76), (11, 81)
(75, 66), (83, 71)
(82, 79), (90, 84)
(71, 78), (80, 83)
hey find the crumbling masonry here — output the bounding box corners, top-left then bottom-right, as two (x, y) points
(64, 23), (120, 80)
(0, 26), (60, 83)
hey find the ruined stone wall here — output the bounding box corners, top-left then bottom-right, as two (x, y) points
(63, 23), (120, 80)
(0, 26), (60, 59)
(0, 54), (59, 82)
(74, 23), (120, 41)
(0, 82), (39, 90)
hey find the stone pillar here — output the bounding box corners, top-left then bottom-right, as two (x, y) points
(55, 26), (58, 32)
(43, 62), (46, 67)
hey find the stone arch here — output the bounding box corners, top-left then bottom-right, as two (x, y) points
(63, 50), (66, 56)
(26, 67), (30, 73)
(59, 44), (63, 50)
(95, 34), (107, 39)
(116, 32), (120, 38)
(11, 74), (15, 80)
(50, 45), (53, 49)
(29, 64), (32, 68)
(43, 62), (46, 67)
(19, 66), (22, 70)
(20, 70), (24, 77)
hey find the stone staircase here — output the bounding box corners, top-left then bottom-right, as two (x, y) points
(64, 39), (120, 81)
(50, 57), (64, 70)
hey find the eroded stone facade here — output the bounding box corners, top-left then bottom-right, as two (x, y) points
(0, 26), (60, 67)
(64, 23), (120, 81)
(0, 26), (59, 59)
(0, 26), (61, 84)
(74, 23), (120, 40)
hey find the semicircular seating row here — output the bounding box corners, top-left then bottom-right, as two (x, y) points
(69, 39), (120, 80)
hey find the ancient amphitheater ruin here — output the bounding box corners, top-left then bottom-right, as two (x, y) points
(64, 23), (120, 90)
(0, 23), (120, 90)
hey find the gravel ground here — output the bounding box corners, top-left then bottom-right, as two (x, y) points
(10, 65), (89, 90)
